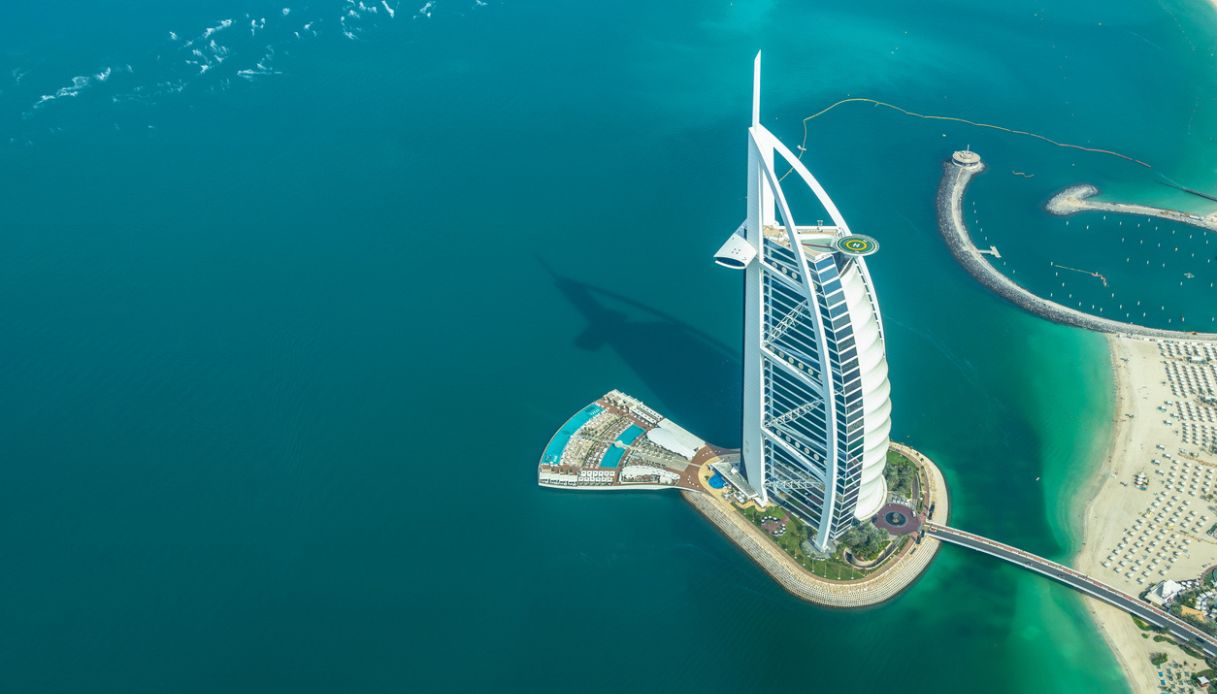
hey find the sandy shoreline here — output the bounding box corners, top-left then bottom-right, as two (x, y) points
(1076, 335), (1217, 691)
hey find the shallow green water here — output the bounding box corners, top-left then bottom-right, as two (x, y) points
(2, 0), (1215, 691)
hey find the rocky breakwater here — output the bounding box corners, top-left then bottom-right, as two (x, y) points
(935, 151), (1216, 341)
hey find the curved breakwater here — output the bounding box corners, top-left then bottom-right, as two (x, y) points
(936, 155), (1217, 342)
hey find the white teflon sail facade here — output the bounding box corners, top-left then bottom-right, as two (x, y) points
(714, 54), (891, 551)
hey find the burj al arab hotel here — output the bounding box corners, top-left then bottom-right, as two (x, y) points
(714, 54), (892, 552)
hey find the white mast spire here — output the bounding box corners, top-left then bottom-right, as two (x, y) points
(752, 51), (762, 127)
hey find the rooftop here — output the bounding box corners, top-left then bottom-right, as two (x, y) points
(762, 224), (844, 258)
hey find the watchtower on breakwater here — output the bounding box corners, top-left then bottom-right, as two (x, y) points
(952, 149), (982, 169)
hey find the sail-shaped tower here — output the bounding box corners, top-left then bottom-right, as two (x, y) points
(714, 54), (892, 552)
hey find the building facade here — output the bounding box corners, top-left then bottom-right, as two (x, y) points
(714, 54), (892, 551)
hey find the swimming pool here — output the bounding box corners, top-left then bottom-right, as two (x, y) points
(616, 424), (645, 447)
(600, 445), (627, 469)
(599, 424), (646, 468)
(541, 404), (603, 466)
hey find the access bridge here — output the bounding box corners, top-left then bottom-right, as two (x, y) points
(925, 522), (1217, 658)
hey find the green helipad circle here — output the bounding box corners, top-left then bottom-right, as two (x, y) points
(835, 234), (879, 257)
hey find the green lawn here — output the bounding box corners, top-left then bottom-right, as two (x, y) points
(736, 504), (868, 581)
(884, 449), (918, 502)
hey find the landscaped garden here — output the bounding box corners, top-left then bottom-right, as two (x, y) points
(736, 504), (867, 581)
(883, 449), (918, 503)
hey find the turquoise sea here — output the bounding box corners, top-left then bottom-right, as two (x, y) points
(2, 1), (1216, 691)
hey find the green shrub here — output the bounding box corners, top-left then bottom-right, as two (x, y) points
(883, 451), (917, 500)
(840, 523), (890, 561)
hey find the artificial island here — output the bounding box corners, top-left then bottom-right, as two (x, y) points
(538, 55), (948, 606)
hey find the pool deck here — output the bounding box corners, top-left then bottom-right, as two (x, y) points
(536, 390), (714, 492)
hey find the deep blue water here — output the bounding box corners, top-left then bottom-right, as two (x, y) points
(2, 1), (1215, 691)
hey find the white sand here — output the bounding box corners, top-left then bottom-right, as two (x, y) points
(1076, 335), (1217, 691)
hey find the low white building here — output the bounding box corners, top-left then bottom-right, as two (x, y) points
(645, 419), (706, 460)
(1146, 579), (1185, 607)
(619, 465), (680, 484)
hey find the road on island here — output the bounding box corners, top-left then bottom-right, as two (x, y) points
(925, 523), (1217, 658)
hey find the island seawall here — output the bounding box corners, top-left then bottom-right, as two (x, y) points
(683, 443), (949, 608)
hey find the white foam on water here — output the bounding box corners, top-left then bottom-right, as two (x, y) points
(237, 56), (282, 80)
(33, 74), (93, 108)
(201, 19), (234, 40)
(16, 0), (501, 129)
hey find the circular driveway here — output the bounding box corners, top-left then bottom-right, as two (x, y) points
(874, 502), (921, 535)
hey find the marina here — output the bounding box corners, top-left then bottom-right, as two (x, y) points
(937, 149), (1217, 341)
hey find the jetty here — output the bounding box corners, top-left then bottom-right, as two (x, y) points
(1047, 184), (1217, 233)
(935, 150), (1217, 341)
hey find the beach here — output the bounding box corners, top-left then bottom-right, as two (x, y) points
(937, 142), (1217, 689)
(1076, 335), (1217, 690)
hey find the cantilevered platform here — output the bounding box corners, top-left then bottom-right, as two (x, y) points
(537, 390), (729, 492)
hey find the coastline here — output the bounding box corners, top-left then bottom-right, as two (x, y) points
(1075, 336), (1214, 690)
(936, 149), (1217, 688)
(1075, 336), (1152, 691)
